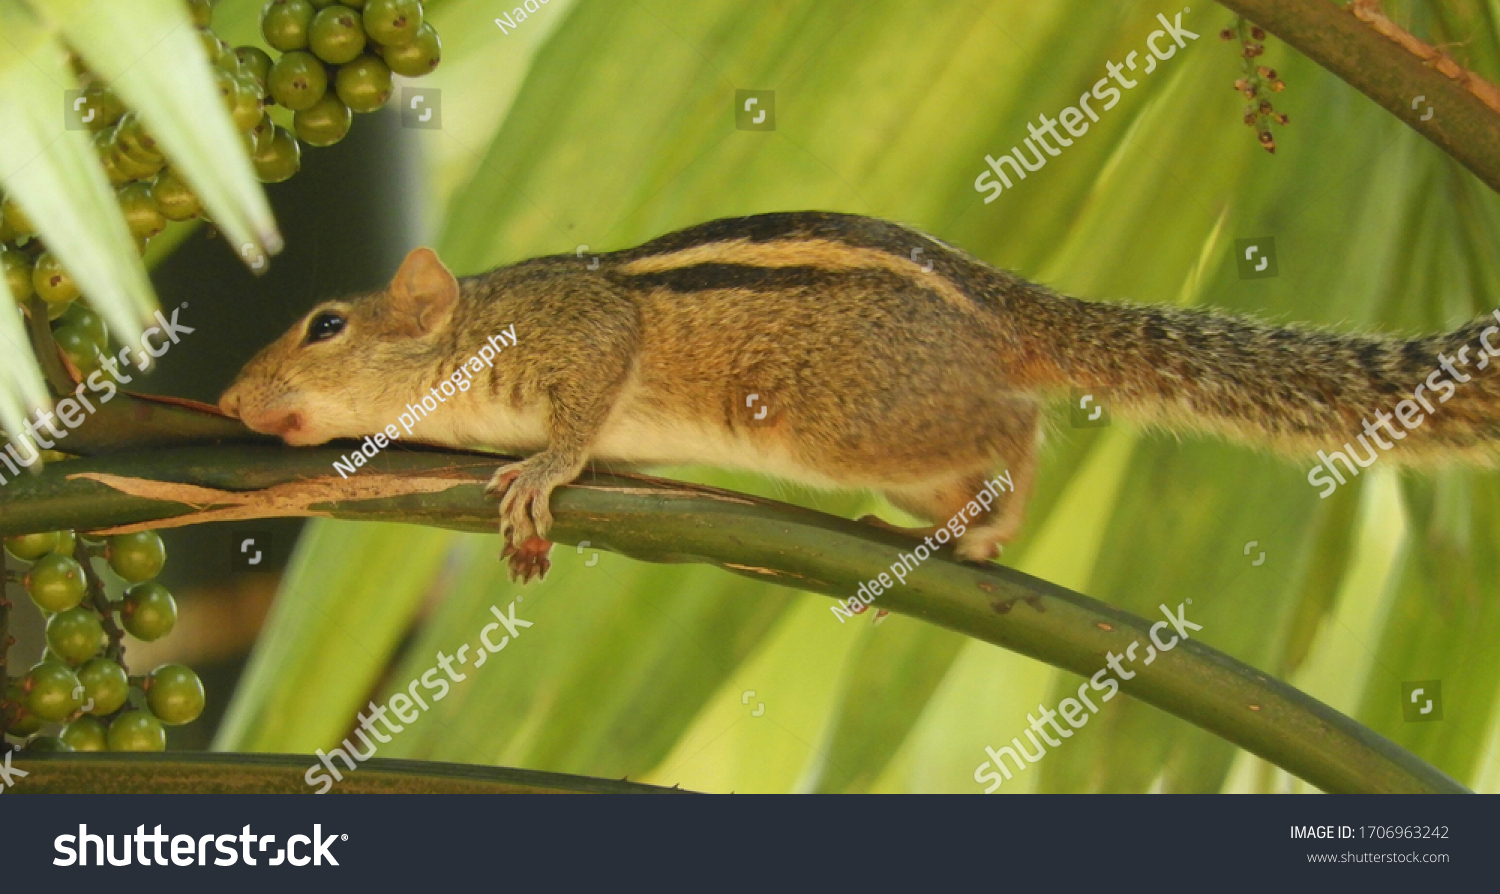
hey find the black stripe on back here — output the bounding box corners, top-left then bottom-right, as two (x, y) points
(615, 211), (924, 262)
(614, 262), (869, 293)
(610, 262), (945, 300)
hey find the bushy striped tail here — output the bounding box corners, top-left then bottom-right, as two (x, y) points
(1017, 290), (1500, 466)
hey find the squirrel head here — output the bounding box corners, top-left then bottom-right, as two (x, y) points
(219, 247), (460, 445)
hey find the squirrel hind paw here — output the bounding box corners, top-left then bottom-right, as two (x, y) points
(503, 536), (553, 583)
(955, 536), (1005, 563)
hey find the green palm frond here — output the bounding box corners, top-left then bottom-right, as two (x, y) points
(0, 0), (277, 447)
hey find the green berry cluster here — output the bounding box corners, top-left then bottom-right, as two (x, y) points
(0, 0), (440, 360)
(1, 529), (203, 756)
(262, 0), (439, 146)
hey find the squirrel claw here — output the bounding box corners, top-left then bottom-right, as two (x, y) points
(506, 536), (552, 583)
(485, 468), (523, 499)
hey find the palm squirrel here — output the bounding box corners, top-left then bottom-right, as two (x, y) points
(219, 211), (1500, 581)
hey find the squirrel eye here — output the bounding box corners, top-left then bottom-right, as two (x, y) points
(305, 312), (346, 343)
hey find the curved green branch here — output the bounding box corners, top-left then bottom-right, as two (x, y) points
(0, 444), (1470, 794)
(11, 753), (688, 794)
(1216, 0), (1500, 193)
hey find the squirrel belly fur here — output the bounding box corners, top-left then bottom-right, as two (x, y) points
(219, 211), (1500, 581)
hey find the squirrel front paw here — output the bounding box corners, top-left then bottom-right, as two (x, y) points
(501, 536), (553, 584)
(486, 459), (563, 582)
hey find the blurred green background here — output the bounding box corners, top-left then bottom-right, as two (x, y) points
(46, 0), (1500, 792)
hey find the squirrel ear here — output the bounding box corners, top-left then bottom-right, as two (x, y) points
(389, 247), (458, 334)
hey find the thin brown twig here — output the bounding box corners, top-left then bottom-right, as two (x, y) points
(74, 540), (126, 667)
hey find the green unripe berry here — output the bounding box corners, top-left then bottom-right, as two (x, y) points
(24, 661), (83, 722)
(0, 245), (35, 302)
(109, 143), (164, 181)
(114, 112), (163, 162)
(5, 531), (59, 561)
(97, 142), (134, 186)
(51, 529), (79, 557)
(146, 664), (204, 725)
(216, 68), (265, 132)
(117, 182), (166, 241)
(262, 0), (316, 52)
(3, 682), (44, 735)
(197, 29), (229, 64)
(294, 93), (353, 147)
(245, 112), (275, 154)
(188, 0), (215, 28)
(234, 45), (274, 91)
(7, 712), (45, 737)
(52, 325), (103, 374)
(24, 554), (86, 612)
(32, 252), (78, 305)
(150, 168), (202, 222)
(335, 54), (393, 113)
(309, 6), (367, 64)
(252, 125), (302, 183)
(362, 0), (422, 47)
(46, 607), (105, 664)
(52, 324), (105, 376)
(108, 711), (166, 752)
(213, 65), (237, 110)
(379, 20), (440, 76)
(23, 735), (74, 753)
(60, 715), (109, 751)
(76, 658), (130, 715)
(268, 50), (328, 111)
(121, 582), (177, 642)
(56, 304), (107, 346)
(74, 83), (125, 132)
(105, 531), (166, 583)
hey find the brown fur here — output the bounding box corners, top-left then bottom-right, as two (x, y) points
(219, 211), (1500, 580)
